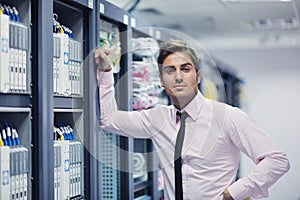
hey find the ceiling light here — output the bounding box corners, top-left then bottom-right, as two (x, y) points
(245, 18), (298, 30)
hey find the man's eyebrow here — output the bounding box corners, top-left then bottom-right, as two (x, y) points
(162, 65), (176, 69)
(180, 62), (193, 67)
(163, 62), (193, 68)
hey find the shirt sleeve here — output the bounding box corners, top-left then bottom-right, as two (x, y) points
(97, 70), (154, 138)
(226, 107), (290, 200)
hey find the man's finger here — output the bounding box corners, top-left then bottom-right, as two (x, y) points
(103, 48), (112, 56)
(94, 48), (112, 61)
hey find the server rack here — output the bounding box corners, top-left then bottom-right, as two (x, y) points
(98, 1), (133, 199)
(211, 57), (243, 107)
(51, 1), (98, 200)
(0, 1), (32, 200)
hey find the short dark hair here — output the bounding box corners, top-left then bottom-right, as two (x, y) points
(157, 40), (200, 74)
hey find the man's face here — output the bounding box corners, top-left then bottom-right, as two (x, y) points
(160, 51), (201, 105)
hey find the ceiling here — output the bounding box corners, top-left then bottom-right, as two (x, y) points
(107, 0), (300, 50)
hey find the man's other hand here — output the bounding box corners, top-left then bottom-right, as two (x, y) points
(223, 189), (234, 200)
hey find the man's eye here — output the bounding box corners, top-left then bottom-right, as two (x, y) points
(182, 67), (191, 73)
(166, 68), (175, 74)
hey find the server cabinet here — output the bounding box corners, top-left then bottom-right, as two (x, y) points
(0, 1), (32, 199)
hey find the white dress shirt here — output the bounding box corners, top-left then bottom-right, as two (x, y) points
(97, 70), (290, 200)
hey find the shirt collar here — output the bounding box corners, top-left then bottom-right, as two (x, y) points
(172, 90), (205, 121)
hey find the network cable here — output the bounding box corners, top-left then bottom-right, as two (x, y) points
(0, 128), (4, 146)
(5, 121), (13, 146)
(1, 125), (8, 146)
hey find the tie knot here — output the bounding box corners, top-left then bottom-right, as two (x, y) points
(176, 111), (188, 121)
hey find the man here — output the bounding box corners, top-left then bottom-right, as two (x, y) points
(94, 40), (290, 200)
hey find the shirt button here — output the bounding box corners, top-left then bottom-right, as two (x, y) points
(182, 159), (186, 164)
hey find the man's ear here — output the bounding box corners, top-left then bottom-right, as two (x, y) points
(159, 75), (165, 87)
(196, 70), (201, 84)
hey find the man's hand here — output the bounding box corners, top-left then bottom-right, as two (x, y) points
(223, 189), (234, 200)
(94, 47), (113, 72)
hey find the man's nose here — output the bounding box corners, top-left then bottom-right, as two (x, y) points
(175, 69), (183, 82)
